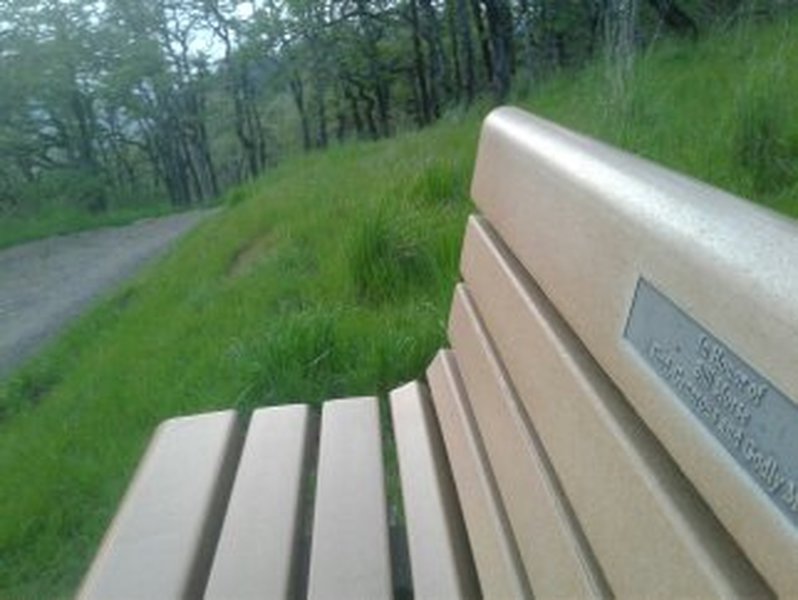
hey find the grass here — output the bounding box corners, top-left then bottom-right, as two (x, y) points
(521, 16), (798, 217)
(1, 15), (797, 599)
(0, 202), (180, 250)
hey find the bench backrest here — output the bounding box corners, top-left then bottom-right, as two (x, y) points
(426, 107), (798, 597)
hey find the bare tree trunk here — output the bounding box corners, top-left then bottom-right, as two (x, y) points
(409, 0), (432, 125)
(344, 84), (365, 138)
(604, 0), (639, 104)
(205, 4), (264, 180)
(419, 0), (445, 118)
(517, 0), (537, 81)
(358, 86), (380, 140)
(354, 0), (391, 137)
(481, 0), (514, 101)
(314, 78), (328, 149)
(289, 72), (312, 151)
(446, 0), (463, 101)
(456, 0), (476, 103)
(240, 70), (267, 175)
(646, 0), (698, 37)
(334, 84), (347, 142)
(469, 0), (494, 84)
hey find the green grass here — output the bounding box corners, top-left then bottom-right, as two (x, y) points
(521, 16), (798, 217)
(0, 202), (179, 250)
(2, 15), (798, 598)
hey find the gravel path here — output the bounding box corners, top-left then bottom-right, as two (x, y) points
(0, 210), (215, 378)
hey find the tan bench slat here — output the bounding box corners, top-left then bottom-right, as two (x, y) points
(78, 411), (241, 600)
(306, 397), (392, 600)
(204, 404), (313, 600)
(449, 285), (610, 598)
(471, 107), (798, 594)
(427, 350), (533, 599)
(460, 215), (773, 598)
(389, 381), (480, 600)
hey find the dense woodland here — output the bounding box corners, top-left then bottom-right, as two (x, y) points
(0, 0), (793, 216)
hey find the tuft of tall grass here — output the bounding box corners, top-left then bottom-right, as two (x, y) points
(521, 14), (798, 216)
(0, 362), (61, 422)
(347, 204), (436, 305)
(735, 92), (797, 193)
(406, 159), (471, 208)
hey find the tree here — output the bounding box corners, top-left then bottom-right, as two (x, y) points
(2, 0), (789, 224)
(204, 0), (268, 178)
(604, 0), (640, 102)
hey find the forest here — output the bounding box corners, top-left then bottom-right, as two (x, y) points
(0, 0), (793, 223)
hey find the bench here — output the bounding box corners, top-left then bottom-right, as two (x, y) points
(78, 107), (798, 598)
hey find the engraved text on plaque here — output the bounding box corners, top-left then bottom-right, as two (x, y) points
(625, 278), (798, 527)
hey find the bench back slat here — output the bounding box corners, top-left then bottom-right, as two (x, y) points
(78, 411), (242, 600)
(460, 214), (773, 597)
(390, 381), (481, 600)
(471, 107), (798, 595)
(306, 397), (392, 600)
(427, 351), (533, 599)
(204, 405), (314, 600)
(448, 283), (610, 598)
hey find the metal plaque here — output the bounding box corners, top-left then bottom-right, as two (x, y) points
(624, 278), (798, 527)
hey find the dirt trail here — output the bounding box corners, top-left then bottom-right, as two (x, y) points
(0, 210), (214, 378)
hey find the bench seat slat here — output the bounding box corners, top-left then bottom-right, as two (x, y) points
(78, 411), (241, 600)
(389, 381), (480, 600)
(427, 351), (533, 599)
(204, 405), (313, 600)
(460, 214), (772, 598)
(306, 397), (392, 600)
(449, 284), (610, 598)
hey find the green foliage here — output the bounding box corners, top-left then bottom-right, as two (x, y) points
(347, 204), (435, 305)
(224, 184), (253, 207)
(2, 0), (791, 245)
(407, 159), (472, 208)
(0, 362), (61, 422)
(0, 203), (177, 250)
(734, 92), (798, 193)
(522, 15), (798, 216)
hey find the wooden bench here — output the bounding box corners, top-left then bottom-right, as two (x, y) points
(79, 107), (798, 599)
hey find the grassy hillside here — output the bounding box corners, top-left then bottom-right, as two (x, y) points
(1, 16), (796, 598)
(527, 17), (798, 218)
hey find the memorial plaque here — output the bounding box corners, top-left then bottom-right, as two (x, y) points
(625, 278), (798, 528)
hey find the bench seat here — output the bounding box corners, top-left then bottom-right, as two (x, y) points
(79, 392), (481, 600)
